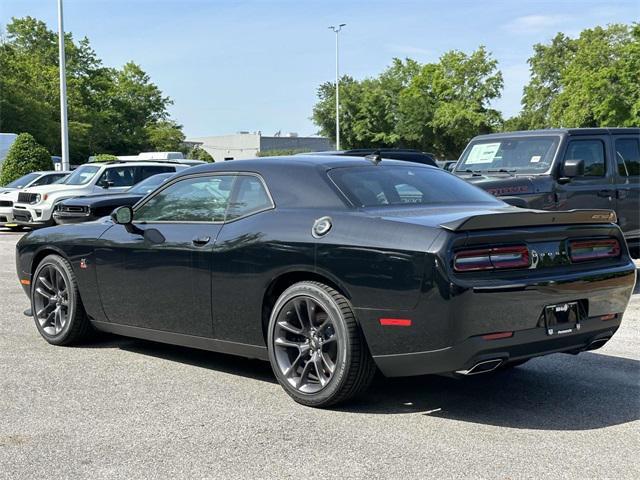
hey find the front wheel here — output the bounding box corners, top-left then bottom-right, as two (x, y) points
(31, 254), (93, 345)
(267, 281), (376, 408)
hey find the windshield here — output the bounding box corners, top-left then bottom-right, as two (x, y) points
(457, 136), (560, 174)
(329, 166), (501, 208)
(63, 165), (101, 185)
(5, 173), (40, 188)
(128, 173), (174, 194)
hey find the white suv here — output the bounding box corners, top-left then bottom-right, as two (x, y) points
(0, 171), (70, 229)
(12, 161), (189, 227)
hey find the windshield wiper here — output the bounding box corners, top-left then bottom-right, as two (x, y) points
(459, 169), (483, 176)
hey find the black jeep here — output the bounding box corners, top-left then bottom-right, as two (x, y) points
(454, 128), (640, 250)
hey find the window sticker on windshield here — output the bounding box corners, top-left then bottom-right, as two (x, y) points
(530, 155), (541, 163)
(466, 143), (500, 164)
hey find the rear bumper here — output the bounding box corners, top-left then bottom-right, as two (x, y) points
(373, 317), (619, 377)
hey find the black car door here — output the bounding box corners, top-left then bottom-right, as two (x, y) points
(555, 136), (615, 211)
(95, 173), (235, 337)
(612, 135), (640, 241)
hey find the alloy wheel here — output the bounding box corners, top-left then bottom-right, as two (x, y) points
(33, 264), (70, 336)
(273, 296), (339, 394)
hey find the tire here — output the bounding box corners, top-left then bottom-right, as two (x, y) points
(267, 281), (376, 408)
(30, 254), (92, 346)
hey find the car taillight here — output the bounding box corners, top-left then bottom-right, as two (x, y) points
(453, 245), (530, 272)
(569, 238), (620, 262)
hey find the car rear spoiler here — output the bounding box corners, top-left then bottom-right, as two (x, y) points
(440, 209), (617, 232)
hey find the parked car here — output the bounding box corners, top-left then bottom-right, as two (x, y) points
(453, 128), (640, 251)
(301, 148), (437, 167)
(16, 156), (635, 407)
(12, 161), (189, 227)
(0, 171), (70, 229)
(53, 172), (175, 224)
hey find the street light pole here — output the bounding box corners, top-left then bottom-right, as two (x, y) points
(328, 24), (345, 151)
(57, 0), (70, 171)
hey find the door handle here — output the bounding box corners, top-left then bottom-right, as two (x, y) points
(597, 189), (615, 198)
(192, 236), (211, 246)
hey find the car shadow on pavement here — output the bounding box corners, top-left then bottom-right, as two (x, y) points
(84, 334), (277, 384)
(340, 352), (640, 430)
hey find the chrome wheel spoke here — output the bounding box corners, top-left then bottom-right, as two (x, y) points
(274, 337), (304, 350)
(296, 361), (314, 389)
(320, 351), (335, 374)
(277, 319), (303, 336)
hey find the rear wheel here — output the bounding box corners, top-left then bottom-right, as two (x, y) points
(267, 281), (376, 408)
(31, 254), (92, 345)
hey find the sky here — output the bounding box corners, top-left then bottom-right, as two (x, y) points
(1, 0), (638, 139)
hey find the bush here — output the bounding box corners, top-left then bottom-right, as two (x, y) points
(187, 146), (214, 163)
(90, 153), (118, 162)
(0, 133), (53, 186)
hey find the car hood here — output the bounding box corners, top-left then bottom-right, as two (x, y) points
(454, 173), (554, 197)
(0, 187), (17, 194)
(61, 193), (142, 207)
(18, 184), (80, 194)
(0, 190), (19, 201)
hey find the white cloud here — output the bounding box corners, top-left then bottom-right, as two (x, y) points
(503, 14), (569, 34)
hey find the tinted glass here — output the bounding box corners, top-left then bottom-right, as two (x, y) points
(139, 165), (176, 181)
(329, 166), (501, 207)
(64, 165), (100, 185)
(135, 175), (233, 222)
(5, 173), (40, 188)
(564, 140), (605, 176)
(615, 138), (640, 177)
(128, 173), (174, 194)
(226, 175), (272, 220)
(457, 137), (559, 173)
(97, 166), (136, 187)
(32, 173), (67, 186)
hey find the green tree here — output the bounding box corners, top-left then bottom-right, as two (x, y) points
(311, 48), (503, 158)
(89, 153), (118, 162)
(0, 17), (184, 163)
(145, 120), (185, 152)
(514, 23), (639, 129)
(0, 133), (53, 185)
(187, 146), (215, 162)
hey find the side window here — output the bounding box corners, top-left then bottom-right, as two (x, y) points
(615, 138), (640, 177)
(32, 174), (63, 186)
(139, 166), (176, 181)
(226, 175), (273, 220)
(564, 140), (606, 177)
(135, 175), (234, 222)
(97, 166), (136, 187)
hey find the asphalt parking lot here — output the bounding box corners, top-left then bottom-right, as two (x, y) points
(0, 231), (638, 479)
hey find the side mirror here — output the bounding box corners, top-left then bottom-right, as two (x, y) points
(111, 205), (133, 225)
(100, 180), (114, 189)
(562, 159), (585, 179)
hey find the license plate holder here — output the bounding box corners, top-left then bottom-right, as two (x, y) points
(544, 301), (582, 336)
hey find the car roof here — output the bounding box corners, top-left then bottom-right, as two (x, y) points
(471, 127), (640, 140)
(82, 161), (186, 167)
(178, 155), (438, 175)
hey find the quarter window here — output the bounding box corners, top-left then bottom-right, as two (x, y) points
(226, 175), (273, 220)
(139, 166), (176, 181)
(135, 175), (234, 222)
(615, 138), (640, 177)
(564, 140), (606, 177)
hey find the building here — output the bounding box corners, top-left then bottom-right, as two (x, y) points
(186, 132), (333, 161)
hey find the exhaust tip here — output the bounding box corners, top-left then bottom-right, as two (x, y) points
(585, 337), (610, 351)
(456, 358), (503, 376)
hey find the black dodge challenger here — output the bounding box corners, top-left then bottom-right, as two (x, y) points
(15, 156), (637, 407)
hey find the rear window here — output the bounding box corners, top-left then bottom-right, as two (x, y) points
(329, 166), (501, 208)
